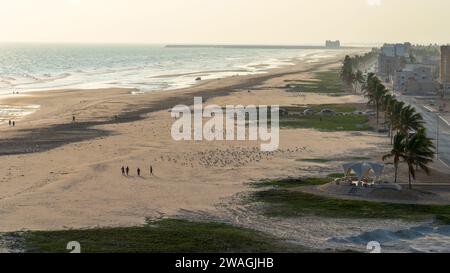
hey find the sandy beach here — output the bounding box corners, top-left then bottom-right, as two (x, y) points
(0, 49), (393, 233)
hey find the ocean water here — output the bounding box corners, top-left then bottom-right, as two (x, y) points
(0, 44), (336, 94)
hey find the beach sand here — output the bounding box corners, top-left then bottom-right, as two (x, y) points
(0, 49), (392, 232)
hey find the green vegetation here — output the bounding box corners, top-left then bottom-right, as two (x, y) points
(280, 114), (370, 131)
(327, 173), (345, 179)
(349, 50), (379, 69)
(252, 174), (450, 223)
(298, 158), (332, 163)
(285, 70), (343, 94)
(383, 129), (435, 188)
(340, 52), (378, 93)
(281, 104), (358, 114)
(254, 176), (335, 189)
(279, 105), (368, 132)
(253, 190), (450, 222)
(298, 157), (376, 164)
(341, 55), (356, 91)
(364, 73), (435, 189)
(365, 73), (388, 125)
(15, 219), (306, 253)
(245, 105), (370, 132)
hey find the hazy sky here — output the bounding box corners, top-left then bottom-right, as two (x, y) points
(1, 0), (449, 44)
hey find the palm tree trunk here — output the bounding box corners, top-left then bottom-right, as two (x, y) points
(408, 172), (412, 190)
(394, 163), (398, 183)
(390, 126), (395, 145)
(376, 104), (380, 125)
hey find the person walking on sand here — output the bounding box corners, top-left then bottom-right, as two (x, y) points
(137, 168), (141, 177)
(126, 166), (130, 176)
(12, 121), (15, 127)
(73, 116), (76, 123)
(8, 120), (11, 126)
(150, 165), (153, 176)
(121, 166), (125, 176)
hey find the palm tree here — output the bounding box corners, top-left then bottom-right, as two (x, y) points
(404, 129), (435, 189)
(367, 80), (387, 125)
(388, 100), (405, 144)
(383, 132), (407, 183)
(341, 55), (354, 91)
(362, 73), (375, 96)
(364, 73), (376, 98)
(397, 105), (425, 135)
(382, 94), (394, 125)
(383, 130), (435, 187)
(354, 70), (365, 93)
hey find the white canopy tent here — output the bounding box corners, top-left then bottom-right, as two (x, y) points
(342, 162), (385, 182)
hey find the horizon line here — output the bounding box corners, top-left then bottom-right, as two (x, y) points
(2, 41), (446, 49)
(0, 41), (382, 46)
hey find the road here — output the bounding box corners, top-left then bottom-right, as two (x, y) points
(397, 95), (450, 169)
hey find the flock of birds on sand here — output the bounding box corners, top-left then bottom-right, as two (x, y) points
(154, 146), (310, 169)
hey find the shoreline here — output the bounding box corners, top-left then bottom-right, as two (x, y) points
(0, 51), (358, 156)
(0, 47), (345, 95)
(0, 48), (384, 235)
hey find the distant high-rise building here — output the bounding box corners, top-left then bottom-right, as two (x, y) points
(325, 40), (340, 49)
(380, 43), (410, 58)
(440, 46), (450, 93)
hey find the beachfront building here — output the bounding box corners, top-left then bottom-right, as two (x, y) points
(440, 46), (450, 96)
(378, 55), (402, 80)
(331, 162), (402, 192)
(381, 43), (409, 57)
(416, 55), (441, 78)
(378, 43), (411, 80)
(325, 40), (340, 49)
(393, 64), (439, 95)
(342, 162), (385, 184)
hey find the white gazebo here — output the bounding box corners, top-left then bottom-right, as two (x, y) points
(342, 162), (385, 184)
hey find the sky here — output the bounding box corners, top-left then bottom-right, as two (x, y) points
(0, 0), (449, 45)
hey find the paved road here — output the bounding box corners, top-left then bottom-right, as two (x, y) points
(397, 95), (450, 169)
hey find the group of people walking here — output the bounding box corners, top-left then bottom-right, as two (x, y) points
(121, 165), (154, 177)
(8, 120), (16, 127)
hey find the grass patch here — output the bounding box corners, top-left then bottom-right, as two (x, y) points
(253, 189), (450, 223)
(255, 177), (334, 189)
(285, 70), (343, 94)
(15, 219), (306, 253)
(298, 158), (332, 163)
(280, 115), (370, 131)
(436, 215), (450, 225)
(239, 104), (369, 132)
(327, 173), (345, 179)
(282, 104), (358, 114)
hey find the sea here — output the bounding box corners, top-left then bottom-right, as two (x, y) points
(0, 43), (338, 94)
